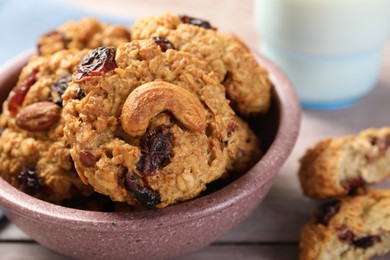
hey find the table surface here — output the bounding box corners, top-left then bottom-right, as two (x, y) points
(1, 0), (389, 259)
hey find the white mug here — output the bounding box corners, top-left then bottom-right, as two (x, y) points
(255, 0), (390, 109)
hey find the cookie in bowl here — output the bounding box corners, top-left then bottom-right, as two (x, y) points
(0, 49), (94, 203)
(0, 28), (300, 259)
(62, 39), (261, 208)
(131, 13), (271, 116)
(37, 17), (131, 56)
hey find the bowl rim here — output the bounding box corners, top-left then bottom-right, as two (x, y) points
(0, 49), (301, 230)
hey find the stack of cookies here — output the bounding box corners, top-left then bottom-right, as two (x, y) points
(298, 127), (390, 259)
(0, 15), (271, 209)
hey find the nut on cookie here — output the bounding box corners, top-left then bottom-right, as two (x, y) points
(0, 49), (94, 203)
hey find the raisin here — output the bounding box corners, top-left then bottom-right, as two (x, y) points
(0, 128), (4, 136)
(151, 37), (176, 52)
(352, 235), (380, 248)
(180, 15), (215, 30)
(124, 172), (161, 207)
(315, 200), (341, 226)
(337, 225), (381, 248)
(74, 46), (117, 82)
(79, 151), (98, 167)
(76, 88), (86, 100)
(136, 125), (173, 175)
(8, 69), (39, 115)
(18, 165), (44, 195)
(49, 74), (72, 106)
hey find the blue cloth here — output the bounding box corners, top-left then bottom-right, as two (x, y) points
(0, 0), (132, 65)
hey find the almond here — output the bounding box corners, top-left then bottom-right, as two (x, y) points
(15, 101), (61, 131)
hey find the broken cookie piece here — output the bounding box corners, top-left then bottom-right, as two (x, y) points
(298, 127), (390, 199)
(300, 189), (390, 260)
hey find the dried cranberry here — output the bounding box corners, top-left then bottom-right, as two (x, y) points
(315, 200), (341, 226)
(151, 37), (176, 52)
(49, 74), (72, 106)
(8, 69), (39, 115)
(124, 172), (161, 206)
(76, 88), (86, 100)
(352, 235), (380, 248)
(79, 151), (98, 167)
(74, 47), (117, 82)
(345, 177), (366, 193)
(180, 15), (215, 30)
(18, 165), (44, 195)
(136, 125), (173, 175)
(336, 225), (355, 243)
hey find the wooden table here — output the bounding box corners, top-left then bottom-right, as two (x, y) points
(0, 0), (389, 259)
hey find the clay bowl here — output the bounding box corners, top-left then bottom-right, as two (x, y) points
(0, 50), (300, 260)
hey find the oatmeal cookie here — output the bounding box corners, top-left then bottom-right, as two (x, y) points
(0, 49), (94, 203)
(63, 39), (260, 208)
(227, 116), (261, 174)
(299, 127), (390, 199)
(131, 13), (271, 116)
(37, 17), (131, 56)
(300, 189), (390, 260)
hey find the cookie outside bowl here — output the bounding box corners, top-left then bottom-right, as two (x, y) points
(0, 49), (300, 260)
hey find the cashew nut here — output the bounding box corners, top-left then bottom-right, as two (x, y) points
(121, 81), (207, 136)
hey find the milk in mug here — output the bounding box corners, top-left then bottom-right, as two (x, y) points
(255, 0), (390, 109)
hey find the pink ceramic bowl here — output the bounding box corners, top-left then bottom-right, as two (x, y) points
(0, 50), (300, 259)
